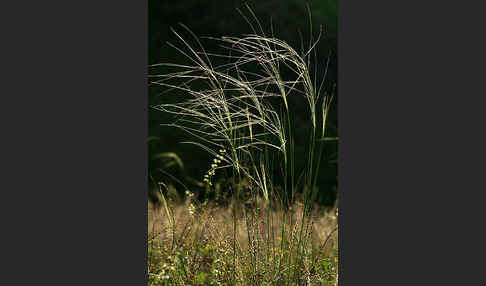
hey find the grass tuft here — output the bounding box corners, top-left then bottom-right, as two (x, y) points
(150, 6), (338, 285)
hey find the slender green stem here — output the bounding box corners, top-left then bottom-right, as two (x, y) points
(285, 111), (295, 208)
(312, 139), (325, 193)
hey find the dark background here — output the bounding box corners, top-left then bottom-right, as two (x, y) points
(148, 0), (339, 206)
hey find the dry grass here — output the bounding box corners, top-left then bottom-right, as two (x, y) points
(148, 6), (338, 285)
(148, 199), (338, 285)
(148, 201), (338, 254)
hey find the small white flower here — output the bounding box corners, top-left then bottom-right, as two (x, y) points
(188, 203), (196, 216)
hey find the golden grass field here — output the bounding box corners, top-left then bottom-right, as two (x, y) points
(148, 198), (338, 285)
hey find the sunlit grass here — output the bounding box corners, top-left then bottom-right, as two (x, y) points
(148, 199), (338, 285)
(149, 5), (338, 285)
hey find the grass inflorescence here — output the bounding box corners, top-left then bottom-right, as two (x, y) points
(150, 5), (337, 285)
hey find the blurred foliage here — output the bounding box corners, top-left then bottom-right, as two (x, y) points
(149, 0), (338, 206)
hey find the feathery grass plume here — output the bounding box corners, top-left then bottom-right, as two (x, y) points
(321, 91), (334, 139)
(150, 5), (336, 285)
(151, 28), (289, 199)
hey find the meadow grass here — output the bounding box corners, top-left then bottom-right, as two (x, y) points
(149, 6), (338, 285)
(148, 199), (338, 286)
